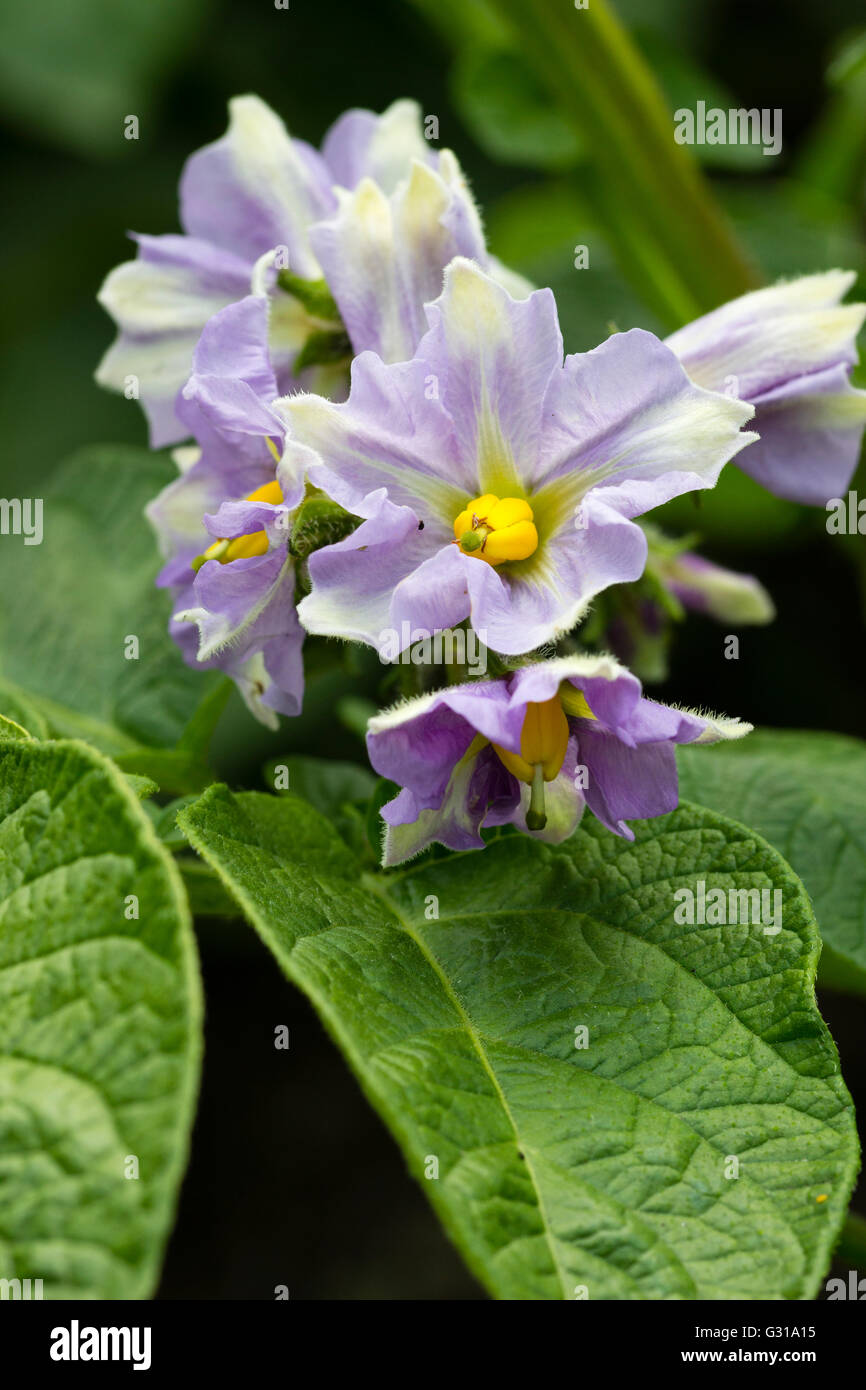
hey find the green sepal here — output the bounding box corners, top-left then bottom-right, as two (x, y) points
(293, 327), (353, 373)
(289, 494), (361, 560)
(277, 269), (342, 322)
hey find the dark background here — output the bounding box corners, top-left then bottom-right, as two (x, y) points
(2, 0), (866, 1296)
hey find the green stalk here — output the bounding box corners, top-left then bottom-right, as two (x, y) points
(487, 0), (759, 326)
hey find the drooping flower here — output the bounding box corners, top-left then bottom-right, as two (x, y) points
(146, 295), (306, 728)
(578, 525), (774, 684)
(366, 653), (751, 866)
(666, 271), (866, 505)
(633, 520), (775, 626)
(96, 95), (509, 446)
(649, 544), (775, 625)
(278, 258), (757, 658)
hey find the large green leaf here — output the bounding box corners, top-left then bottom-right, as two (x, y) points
(678, 730), (866, 994)
(0, 738), (202, 1297)
(179, 787), (857, 1300)
(0, 445), (216, 753)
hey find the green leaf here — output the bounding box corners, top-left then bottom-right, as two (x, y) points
(142, 795), (202, 849)
(0, 682), (218, 799)
(179, 788), (857, 1300)
(0, 445), (220, 754)
(123, 772), (159, 800)
(722, 180), (866, 288)
(0, 715), (33, 742)
(452, 46), (583, 170)
(0, 737), (202, 1297)
(264, 754), (376, 819)
(177, 857), (239, 919)
(0, 677), (49, 740)
(335, 695), (378, 741)
(678, 730), (866, 995)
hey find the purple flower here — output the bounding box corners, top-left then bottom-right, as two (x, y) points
(279, 258), (756, 658)
(653, 547), (775, 625)
(666, 271), (866, 505)
(367, 653), (751, 866)
(146, 296), (305, 728)
(96, 95), (507, 446)
(640, 522), (775, 625)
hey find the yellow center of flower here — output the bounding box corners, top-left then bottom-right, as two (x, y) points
(453, 493), (538, 566)
(492, 687), (596, 831)
(192, 478), (284, 572)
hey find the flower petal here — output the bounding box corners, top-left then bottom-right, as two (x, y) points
(534, 327), (757, 506)
(665, 271), (866, 504)
(389, 542), (474, 640)
(578, 729), (679, 838)
(298, 490), (430, 647)
(177, 296), (294, 491)
(180, 94), (335, 275)
(95, 233), (251, 447)
(462, 492), (648, 655)
(322, 98), (434, 194)
(658, 548), (775, 624)
(665, 270), (864, 398)
(309, 154), (487, 363)
(278, 353), (468, 517)
(418, 258), (563, 494)
(737, 364), (866, 504)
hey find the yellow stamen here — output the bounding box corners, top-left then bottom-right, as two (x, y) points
(492, 694), (570, 785)
(453, 493), (538, 566)
(245, 479), (284, 506)
(192, 478), (284, 572)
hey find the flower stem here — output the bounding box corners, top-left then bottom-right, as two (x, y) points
(487, 0), (759, 326)
(527, 763), (547, 831)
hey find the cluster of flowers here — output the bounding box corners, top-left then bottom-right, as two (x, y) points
(97, 97), (866, 864)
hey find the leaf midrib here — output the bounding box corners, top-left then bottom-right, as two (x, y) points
(361, 873), (573, 1300)
(366, 879), (845, 1293)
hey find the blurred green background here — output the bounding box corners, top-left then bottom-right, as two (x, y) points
(2, 0), (866, 1297)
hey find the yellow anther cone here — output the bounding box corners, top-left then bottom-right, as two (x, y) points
(453, 492), (538, 566)
(483, 521), (538, 564)
(454, 493), (499, 539)
(246, 479), (284, 506)
(193, 477), (284, 571)
(493, 695), (569, 784)
(487, 497), (533, 529)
